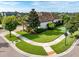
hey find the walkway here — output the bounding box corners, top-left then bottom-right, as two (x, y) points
(11, 31), (79, 57)
(11, 31), (66, 56)
(2, 30), (78, 57)
(12, 31), (65, 46)
(43, 46), (56, 56)
(0, 26), (78, 57)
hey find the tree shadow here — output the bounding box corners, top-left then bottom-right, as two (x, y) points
(0, 51), (6, 52)
(19, 29), (64, 40)
(0, 43), (9, 48)
(41, 29), (64, 36)
(21, 32), (40, 40)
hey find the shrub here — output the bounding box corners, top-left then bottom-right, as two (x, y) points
(55, 20), (63, 26)
(35, 28), (47, 33)
(47, 22), (55, 30)
(0, 27), (3, 29)
(75, 34), (79, 39)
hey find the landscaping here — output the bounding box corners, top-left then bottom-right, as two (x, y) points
(5, 34), (47, 55)
(17, 29), (64, 43)
(56, 26), (66, 32)
(5, 34), (20, 42)
(16, 40), (47, 55)
(1, 8), (79, 57)
(51, 32), (77, 54)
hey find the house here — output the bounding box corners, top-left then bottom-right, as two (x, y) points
(53, 19), (60, 23)
(37, 12), (54, 28)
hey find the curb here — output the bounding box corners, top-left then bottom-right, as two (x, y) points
(1, 35), (47, 57)
(0, 31), (78, 57)
(54, 39), (78, 57)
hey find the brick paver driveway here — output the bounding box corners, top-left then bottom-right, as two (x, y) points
(0, 29), (27, 57)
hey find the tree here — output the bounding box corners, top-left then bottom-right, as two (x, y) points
(59, 14), (70, 26)
(2, 16), (18, 37)
(27, 9), (40, 33)
(0, 13), (3, 24)
(69, 26), (78, 35)
(16, 14), (27, 31)
(65, 16), (79, 35)
(64, 32), (68, 46)
(61, 14), (71, 33)
(60, 14), (71, 46)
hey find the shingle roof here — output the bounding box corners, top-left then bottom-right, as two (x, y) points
(38, 12), (54, 22)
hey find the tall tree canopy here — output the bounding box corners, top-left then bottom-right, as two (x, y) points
(27, 9), (40, 33)
(64, 14), (79, 34)
(2, 16), (18, 37)
(0, 13), (3, 24)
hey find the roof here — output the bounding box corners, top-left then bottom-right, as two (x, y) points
(37, 12), (54, 22)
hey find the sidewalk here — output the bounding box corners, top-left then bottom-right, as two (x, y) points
(1, 31), (78, 57)
(11, 31), (66, 56)
(43, 46), (56, 56)
(12, 31), (65, 47)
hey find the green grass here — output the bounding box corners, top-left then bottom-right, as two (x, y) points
(57, 26), (66, 32)
(5, 34), (20, 42)
(5, 34), (47, 55)
(16, 40), (47, 55)
(51, 36), (76, 54)
(17, 29), (64, 43)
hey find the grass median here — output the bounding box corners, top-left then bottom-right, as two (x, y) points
(5, 34), (47, 55)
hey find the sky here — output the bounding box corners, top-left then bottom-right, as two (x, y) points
(0, 1), (79, 12)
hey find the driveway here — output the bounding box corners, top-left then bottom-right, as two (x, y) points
(0, 35), (27, 57)
(62, 39), (79, 57)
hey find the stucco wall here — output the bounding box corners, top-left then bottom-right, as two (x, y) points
(39, 21), (52, 29)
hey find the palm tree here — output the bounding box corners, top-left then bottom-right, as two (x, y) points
(61, 14), (71, 46)
(16, 13), (27, 31)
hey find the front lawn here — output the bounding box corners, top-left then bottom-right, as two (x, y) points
(17, 29), (64, 43)
(5, 34), (20, 42)
(51, 36), (76, 54)
(16, 40), (47, 55)
(57, 26), (66, 32)
(5, 34), (47, 55)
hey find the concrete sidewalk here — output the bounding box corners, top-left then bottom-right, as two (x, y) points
(11, 31), (66, 56)
(43, 46), (56, 56)
(12, 31), (65, 47)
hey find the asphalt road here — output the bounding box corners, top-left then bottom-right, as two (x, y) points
(0, 36), (27, 57)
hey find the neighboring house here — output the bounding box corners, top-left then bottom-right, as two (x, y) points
(38, 12), (54, 28)
(0, 12), (27, 16)
(53, 19), (60, 23)
(1, 12), (6, 16)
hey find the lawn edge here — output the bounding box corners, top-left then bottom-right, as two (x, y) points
(1, 34), (47, 57)
(53, 39), (77, 57)
(1, 31), (78, 57)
